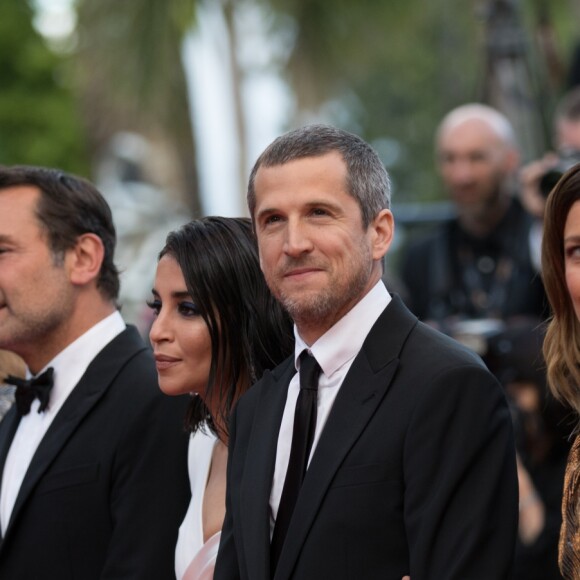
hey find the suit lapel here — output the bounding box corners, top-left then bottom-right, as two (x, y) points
(0, 409), (20, 479)
(0, 409), (20, 542)
(240, 359), (296, 580)
(4, 327), (146, 538)
(273, 296), (417, 580)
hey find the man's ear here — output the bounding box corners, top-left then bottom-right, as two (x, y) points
(67, 233), (105, 287)
(370, 209), (395, 261)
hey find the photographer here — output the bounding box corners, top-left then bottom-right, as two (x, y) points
(400, 103), (546, 331)
(520, 87), (580, 223)
(400, 104), (562, 579)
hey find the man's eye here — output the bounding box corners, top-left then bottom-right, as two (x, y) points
(311, 208), (328, 216)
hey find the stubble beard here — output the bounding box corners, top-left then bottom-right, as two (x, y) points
(270, 244), (373, 331)
(456, 176), (506, 232)
(0, 294), (73, 359)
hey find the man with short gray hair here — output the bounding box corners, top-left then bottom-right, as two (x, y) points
(215, 124), (518, 580)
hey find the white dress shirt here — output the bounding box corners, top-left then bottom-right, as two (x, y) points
(269, 280), (391, 534)
(0, 311), (125, 534)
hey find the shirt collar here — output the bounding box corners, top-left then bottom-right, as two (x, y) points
(28, 311), (126, 412)
(294, 280), (391, 378)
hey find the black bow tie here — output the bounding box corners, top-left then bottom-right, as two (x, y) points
(4, 368), (55, 416)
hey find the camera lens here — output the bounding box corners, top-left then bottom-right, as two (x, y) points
(539, 169), (565, 199)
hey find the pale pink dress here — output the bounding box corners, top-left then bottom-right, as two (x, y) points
(175, 428), (220, 580)
(182, 531), (220, 580)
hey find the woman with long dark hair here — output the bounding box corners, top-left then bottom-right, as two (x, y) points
(148, 217), (293, 580)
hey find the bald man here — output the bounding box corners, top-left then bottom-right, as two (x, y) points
(400, 103), (546, 326)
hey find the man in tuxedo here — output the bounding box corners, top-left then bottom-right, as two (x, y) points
(0, 166), (190, 579)
(214, 125), (518, 580)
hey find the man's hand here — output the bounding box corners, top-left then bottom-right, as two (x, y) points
(519, 152), (559, 219)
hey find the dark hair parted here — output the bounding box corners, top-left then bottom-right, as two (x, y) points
(247, 124), (391, 227)
(542, 163), (580, 414)
(159, 217), (293, 436)
(0, 165), (120, 301)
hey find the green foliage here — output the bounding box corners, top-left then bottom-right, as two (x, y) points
(261, 0), (577, 203)
(348, 1), (483, 203)
(75, 0), (197, 123)
(261, 0), (482, 201)
(0, 0), (89, 174)
(73, 0), (201, 214)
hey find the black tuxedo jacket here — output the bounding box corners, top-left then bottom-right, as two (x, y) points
(0, 325), (190, 579)
(215, 296), (518, 580)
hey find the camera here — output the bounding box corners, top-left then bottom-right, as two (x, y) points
(444, 317), (543, 383)
(539, 149), (580, 198)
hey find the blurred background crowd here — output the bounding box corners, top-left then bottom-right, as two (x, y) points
(2, 0), (580, 577)
(1, 0), (579, 326)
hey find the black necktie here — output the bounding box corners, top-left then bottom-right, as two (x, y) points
(4, 367), (55, 416)
(271, 351), (321, 574)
